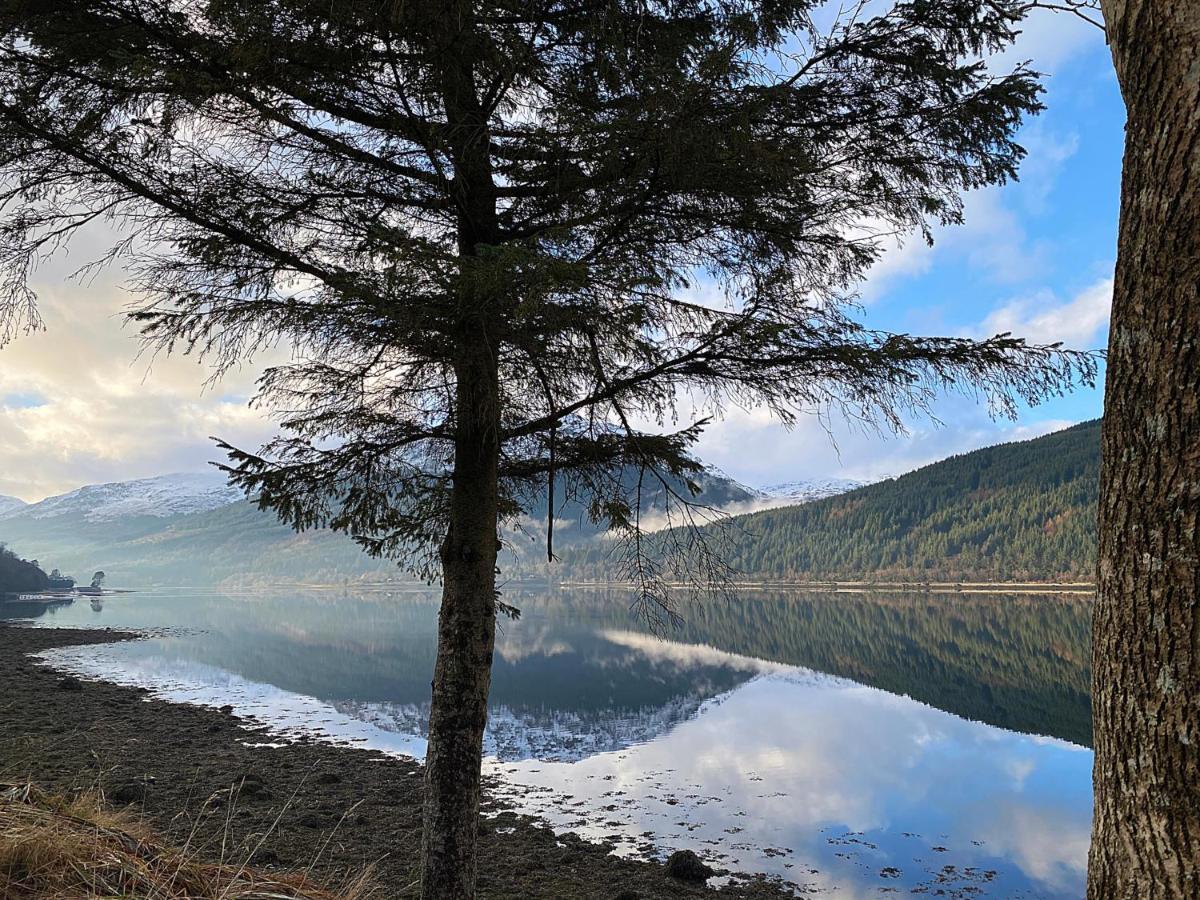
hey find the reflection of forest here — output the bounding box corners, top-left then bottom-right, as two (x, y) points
(0, 598), (74, 620)
(27, 587), (1093, 749)
(514, 589), (1094, 747)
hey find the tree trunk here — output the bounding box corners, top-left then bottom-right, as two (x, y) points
(421, 349), (501, 900)
(419, 3), (502, 895)
(1090, 3), (1200, 897)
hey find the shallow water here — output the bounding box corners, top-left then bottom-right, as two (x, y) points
(8, 587), (1093, 898)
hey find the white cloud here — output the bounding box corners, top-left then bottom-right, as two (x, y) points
(689, 396), (1080, 490)
(1016, 125), (1082, 214)
(0, 238), (280, 501)
(979, 277), (1113, 348)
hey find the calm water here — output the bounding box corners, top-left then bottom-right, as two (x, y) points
(6, 588), (1094, 898)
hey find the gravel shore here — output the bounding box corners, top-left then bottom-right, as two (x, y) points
(0, 623), (792, 899)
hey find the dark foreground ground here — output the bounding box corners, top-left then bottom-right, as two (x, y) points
(0, 624), (793, 899)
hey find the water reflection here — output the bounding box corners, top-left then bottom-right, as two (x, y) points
(491, 635), (1091, 898)
(13, 587), (1093, 897)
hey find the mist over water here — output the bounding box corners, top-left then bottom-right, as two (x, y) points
(11, 588), (1094, 898)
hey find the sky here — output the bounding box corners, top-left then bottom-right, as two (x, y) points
(0, 8), (1123, 503)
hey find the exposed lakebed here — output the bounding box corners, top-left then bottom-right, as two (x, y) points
(9, 587), (1094, 898)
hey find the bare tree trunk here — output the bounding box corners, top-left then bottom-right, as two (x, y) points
(421, 349), (500, 900)
(1090, 3), (1200, 897)
(419, 3), (503, 895)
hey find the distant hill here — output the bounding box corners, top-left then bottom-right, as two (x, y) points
(757, 477), (869, 504)
(0, 468), (760, 588)
(0, 472), (241, 524)
(0, 495), (26, 517)
(0, 423), (1101, 586)
(716, 420), (1099, 582)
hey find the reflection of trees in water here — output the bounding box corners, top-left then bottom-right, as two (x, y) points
(0, 599), (73, 620)
(111, 587), (1093, 749)
(539, 589), (1094, 746)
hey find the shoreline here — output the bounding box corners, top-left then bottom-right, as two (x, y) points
(200, 578), (1098, 596)
(0, 622), (793, 899)
(557, 580), (1097, 595)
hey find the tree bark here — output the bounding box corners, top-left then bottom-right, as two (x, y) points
(421, 349), (501, 900)
(419, 5), (503, 897)
(1090, 3), (1200, 897)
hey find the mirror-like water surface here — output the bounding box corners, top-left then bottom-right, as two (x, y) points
(7, 588), (1093, 898)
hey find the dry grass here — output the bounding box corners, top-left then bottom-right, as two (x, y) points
(0, 782), (379, 899)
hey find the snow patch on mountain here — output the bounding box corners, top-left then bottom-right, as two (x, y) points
(0, 495), (27, 517)
(758, 477), (868, 504)
(4, 473), (242, 523)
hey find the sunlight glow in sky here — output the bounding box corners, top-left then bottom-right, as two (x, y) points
(0, 8), (1121, 502)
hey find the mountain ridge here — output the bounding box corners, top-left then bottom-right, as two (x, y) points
(0, 472), (241, 524)
(0, 495), (26, 517)
(0, 422), (1100, 586)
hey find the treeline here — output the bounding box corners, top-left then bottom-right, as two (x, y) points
(6, 423), (1100, 586)
(0, 545), (48, 593)
(556, 419), (1100, 583)
(716, 419), (1100, 581)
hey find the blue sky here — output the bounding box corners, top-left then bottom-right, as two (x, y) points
(0, 7), (1123, 502)
(689, 8), (1123, 487)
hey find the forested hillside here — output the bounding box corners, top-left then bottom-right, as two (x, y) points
(3, 423), (1100, 586)
(720, 419), (1099, 581)
(555, 420), (1099, 583)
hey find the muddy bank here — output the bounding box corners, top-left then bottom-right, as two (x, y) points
(0, 624), (792, 899)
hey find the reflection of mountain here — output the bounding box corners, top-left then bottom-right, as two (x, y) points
(335, 693), (715, 762)
(46, 592), (1089, 899)
(0, 597), (73, 620)
(495, 670), (1091, 900)
(71, 590), (754, 759)
(55, 586), (1092, 750)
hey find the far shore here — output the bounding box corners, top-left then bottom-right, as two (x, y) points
(206, 577), (1098, 595)
(558, 579), (1097, 595)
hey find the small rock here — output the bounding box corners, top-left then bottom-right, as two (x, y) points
(108, 781), (148, 806)
(57, 676), (83, 692)
(206, 723), (222, 733)
(296, 813), (326, 829)
(240, 785), (272, 801)
(664, 849), (713, 883)
(218, 704), (234, 715)
(249, 847), (281, 866)
(315, 771), (342, 785)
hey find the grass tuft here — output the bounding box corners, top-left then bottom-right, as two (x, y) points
(0, 782), (378, 899)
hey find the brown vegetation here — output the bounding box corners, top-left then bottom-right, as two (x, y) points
(0, 781), (377, 900)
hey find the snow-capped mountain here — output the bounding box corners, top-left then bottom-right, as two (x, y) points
(0, 494), (27, 517)
(757, 477), (867, 504)
(1, 472), (242, 523)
